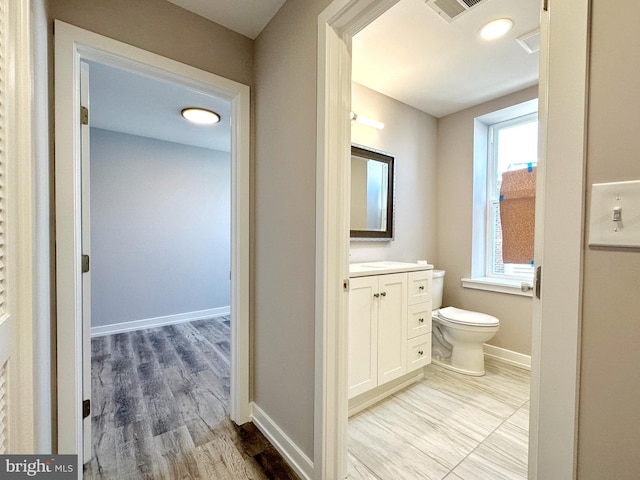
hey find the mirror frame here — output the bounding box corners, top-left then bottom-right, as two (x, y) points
(350, 145), (395, 240)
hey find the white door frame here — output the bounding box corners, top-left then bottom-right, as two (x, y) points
(54, 20), (251, 462)
(315, 0), (589, 478)
(2, 0), (38, 454)
(529, 1), (590, 477)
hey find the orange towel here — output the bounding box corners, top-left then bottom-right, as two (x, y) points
(499, 167), (536, 265)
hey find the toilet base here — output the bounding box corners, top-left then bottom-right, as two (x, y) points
(431, 356), (486, 376)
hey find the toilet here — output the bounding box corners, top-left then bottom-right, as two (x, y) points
(431, 270), (499, 376)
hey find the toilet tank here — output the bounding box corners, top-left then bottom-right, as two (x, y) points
(432, 270), (445, 310)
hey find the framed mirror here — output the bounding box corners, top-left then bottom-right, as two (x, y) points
(350, 145), (395, 240)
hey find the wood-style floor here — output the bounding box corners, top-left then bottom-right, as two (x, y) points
(348, 357), (530, 480)
(84, 317), (299, 480)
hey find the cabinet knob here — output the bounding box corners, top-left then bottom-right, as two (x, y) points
(418, 350), (424, 356)
(373, 293), (380, 298)
(380, 291), (386, 297)
(419, 285), (425, 291)
(418, 318), (424, 323)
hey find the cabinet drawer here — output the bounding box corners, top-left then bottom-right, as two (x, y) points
(407, 334), (431, 372)
(408, 302), (432, 339)
(408, 270), (432, 305)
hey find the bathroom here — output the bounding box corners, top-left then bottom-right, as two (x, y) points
(346, 1), (537, 477)
(349, 80), (536, 367)
(347, 83), (535, 479)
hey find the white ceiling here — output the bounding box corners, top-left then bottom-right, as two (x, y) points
(91, 0), (540, 149)
(88, 60), (231, 152)
(165, 0), (287, 39)
(352, 0), (540, 118)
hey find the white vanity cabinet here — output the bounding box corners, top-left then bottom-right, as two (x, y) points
(348, 264), (432, 400)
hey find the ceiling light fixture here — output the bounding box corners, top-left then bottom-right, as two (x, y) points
(479, 18), (513, 40)
(181, 107), (221, 125)
(350, 112), (384, 130)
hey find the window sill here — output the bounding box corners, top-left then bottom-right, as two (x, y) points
(461, 277), (533, 297)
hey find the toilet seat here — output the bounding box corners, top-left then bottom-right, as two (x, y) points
(436, 306), (499, 327)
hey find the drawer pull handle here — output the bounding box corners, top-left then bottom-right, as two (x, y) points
(418, 318), (424, 323)
(418, 350), (424, 356)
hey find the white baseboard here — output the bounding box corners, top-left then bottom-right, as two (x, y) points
(484, 343), (531, 370)
(90, 306), (230, 337)
(348, 369), (424, 417)
(250, 402), (314, 480)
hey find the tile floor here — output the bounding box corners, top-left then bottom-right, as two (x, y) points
(348, 357), (530, 480)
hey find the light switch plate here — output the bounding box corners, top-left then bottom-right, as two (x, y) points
(589, 180), (640, 248)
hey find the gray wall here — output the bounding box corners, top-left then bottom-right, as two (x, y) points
(48, 0), (253, 87)
(254, 0), (332, 459)
(90, 128), (230, 328)
(578, 0), (640, 476)
(350, 82), (438, 265)
(351, 82), (536, 357)
(437, 86), (538, 356)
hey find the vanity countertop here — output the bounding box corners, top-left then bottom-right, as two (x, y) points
(349, 261), (434, 278)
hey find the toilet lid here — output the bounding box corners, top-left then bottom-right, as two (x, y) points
(437, 306), (500, 327)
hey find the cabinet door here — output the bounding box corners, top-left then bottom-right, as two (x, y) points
(408, 270), (432, 305)
(348, 276), (378, 398)
(377, 273), (407, 384)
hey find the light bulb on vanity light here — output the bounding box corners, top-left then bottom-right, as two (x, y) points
(350, 112), (384, 130)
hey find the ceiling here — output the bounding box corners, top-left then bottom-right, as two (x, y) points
(88, 60), (231, 152)
(91, 0), (540, 150)
(165, 0), (287, 39)
(352, 0), (540, 118)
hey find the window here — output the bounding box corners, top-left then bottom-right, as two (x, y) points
(487, 113), (538, 281)
(467, 100), (538, 294)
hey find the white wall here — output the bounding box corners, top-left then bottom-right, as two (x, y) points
(350, 82), (438, 264)
(90, 128), (230, 328)
(437, 86), (538, 356)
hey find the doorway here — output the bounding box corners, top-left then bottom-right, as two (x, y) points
(315, 0), (588, 478)
(82, 57), (234, 475)
(347, 3), (537, 475)
(54, 21), (250, 468)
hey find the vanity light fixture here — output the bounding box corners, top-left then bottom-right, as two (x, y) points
(181, 107), (221, 125)
(479, 18), (513, 40)
(350, 112), (384, 130)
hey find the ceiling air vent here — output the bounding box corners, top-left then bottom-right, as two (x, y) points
(425, 0), (487, 23)
(517, 28), (541, 54)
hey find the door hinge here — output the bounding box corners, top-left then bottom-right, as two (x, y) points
(543, 0), (548, 12)
(343, 279), (350, 291)
(82, 254), (90, 273)
(83, 399), (90, 419)
(535, 265), (542, 299)
(80, 105), (89, 125)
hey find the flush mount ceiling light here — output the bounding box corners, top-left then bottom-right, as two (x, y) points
(480, 18), (513, 40)
(350, 111), (384, 130)
(181, 107), (221, 125)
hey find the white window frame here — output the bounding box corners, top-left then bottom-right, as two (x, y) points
(465, 99), (538, 296)
(485, 112), (538, 283)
